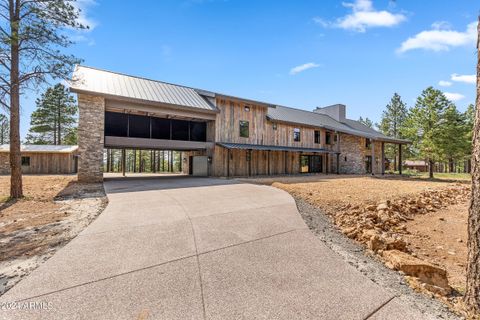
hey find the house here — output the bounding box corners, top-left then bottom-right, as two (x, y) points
(0, 144), (78, 174)
(69, 66), (408, 182)
(404, 160), (428, 172)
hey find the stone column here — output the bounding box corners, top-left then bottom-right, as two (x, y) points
(77, 94), (105, 183)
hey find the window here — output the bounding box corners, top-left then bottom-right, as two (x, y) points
(105, 112), (128, 137)
(325, 132), (331, 145)
(344, 156), (347, 162)
(190, 121), (207, 142)
(314, 130), (320, 144)
(171, 120), (189, 141)
(128, 114), (151, 138)
(21, 156), (30, 166)
(151, 117), (171, 140)
(334, 134), (338, 143)
(239, 120), (249, 138)
(293, 128), (301, 142)
(365, 138), (371, 149)
(244, 106), (250, 112)
(272, 123), (277, 130)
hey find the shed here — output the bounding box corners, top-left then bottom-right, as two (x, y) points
(0, 145), (79, 174)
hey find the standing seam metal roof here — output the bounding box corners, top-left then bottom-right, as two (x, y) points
(70, 66), (217, 112)
(267, 105), (409, 144)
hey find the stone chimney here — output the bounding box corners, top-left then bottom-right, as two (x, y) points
(313, 104), (346, 123)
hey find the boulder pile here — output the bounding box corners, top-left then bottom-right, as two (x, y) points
(329, 183), (470, 296)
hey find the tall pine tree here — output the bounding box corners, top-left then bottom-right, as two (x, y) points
(379, 93), (408, 171)
(403, 87), (449, 178)
(437, 104), (469, 172)
(26, 84), (77, 145)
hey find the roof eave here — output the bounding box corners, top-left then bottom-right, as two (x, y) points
(70, 88), (220, 114)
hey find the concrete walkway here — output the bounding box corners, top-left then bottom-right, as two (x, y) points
(1, 177), (427, 319)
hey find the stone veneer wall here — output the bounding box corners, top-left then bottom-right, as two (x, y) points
(338, 134), (383, 174)
(0, 153), (9, 174)
(77, 94), (105, 182)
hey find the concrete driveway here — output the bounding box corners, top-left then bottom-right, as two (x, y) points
(1, 177), (426, 319)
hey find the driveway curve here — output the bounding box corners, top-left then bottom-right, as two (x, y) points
(1, 177), (425, 319)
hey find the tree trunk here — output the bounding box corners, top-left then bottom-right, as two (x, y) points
(429, 159), (434, 179)
(449, 158), (454, 173)
(465, 15), (480, 315)
(9, 0), (22, 198)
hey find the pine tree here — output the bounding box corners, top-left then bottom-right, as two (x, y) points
(0, 114), (9, 145)
(358, 116), (374, 128)
(465, 16), (480, 315)
(403, 87), (449, 178)
(0, 0), (86, 198)
(26, 84), (78, 145)
(437, 104), (469, 172)
(379, 93), (408, 171)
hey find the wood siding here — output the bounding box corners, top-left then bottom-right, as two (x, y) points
(0, 152), (77, 175)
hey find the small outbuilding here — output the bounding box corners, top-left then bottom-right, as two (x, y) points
(404, 160), (428, 172)
(0, 145), (79, 174)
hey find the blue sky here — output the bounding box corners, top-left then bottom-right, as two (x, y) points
(20, 0), (478, 139)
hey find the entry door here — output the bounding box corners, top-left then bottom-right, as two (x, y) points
(309, 155), (323, 173)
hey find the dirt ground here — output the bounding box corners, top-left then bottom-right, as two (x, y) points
(0, 175), (107, 295)
(246, 174), (471, 316)
(405, 202), (468, 292)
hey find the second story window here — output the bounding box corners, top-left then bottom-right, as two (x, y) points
(239, 120), (249, 138)
(365, 138), (371, 149)
(293, 128), (301, 142)
(272, 123), (277, 130)
(325, 132), (331, 145)
(314, 130), (320, 144)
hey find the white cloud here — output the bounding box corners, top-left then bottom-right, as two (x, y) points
(444, 92), (465, 102)
(315, 0), (406, 33)
(397, 21), (477, 53)
(438, 80), (452, 87)
(451, 73), (476, 84)
(289, 63), (320, 75)
(73, 0), (98, 30)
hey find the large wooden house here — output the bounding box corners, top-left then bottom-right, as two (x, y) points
(70, 66), (408, 182)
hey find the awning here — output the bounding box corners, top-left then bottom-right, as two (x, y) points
(216, 142), (338, 153)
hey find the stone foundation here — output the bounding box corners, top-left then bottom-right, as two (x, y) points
(78, 94), (105, 182)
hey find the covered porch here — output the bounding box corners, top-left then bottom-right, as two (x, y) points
(215, 142), (339, 177)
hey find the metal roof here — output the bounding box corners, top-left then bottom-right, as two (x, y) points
(0, 145), (78, 153)
(70, 66), (217, 112)
(216, 142), (338, 153)
(267, 105), (409, 144)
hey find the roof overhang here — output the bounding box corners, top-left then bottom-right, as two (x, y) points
(216, 142), (339, 154)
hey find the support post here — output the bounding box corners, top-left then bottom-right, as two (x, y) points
(381, 142), (385, 175)
(227, 148), (230, 178)
(122, 149), (126, 177)
(248, 150), (252, 177)
(371, 140), (376, 175)
(267, 150), (270, 175)
(336, 153), (340, 174)
(399, 144), (403, 175)
(284, 151), (287, 174)
(326, 153), (329, 174)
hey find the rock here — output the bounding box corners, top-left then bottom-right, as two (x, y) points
(457, 238), (463, 243)
(382, 250), (450, 295)
(438, 217), (445, 221)
(366, 204), (376, 211)
(377, 203), (389, 211)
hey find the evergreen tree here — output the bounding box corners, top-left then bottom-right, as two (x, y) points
(26, 84), (78, 145)
(379, 93), (408, 171)
(0, 114), (9, 144)
(437, 104), (469, 172)
(358, 116), (374, 128)
(403, 87), (449, 178)
(0, 0), (86, 198)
